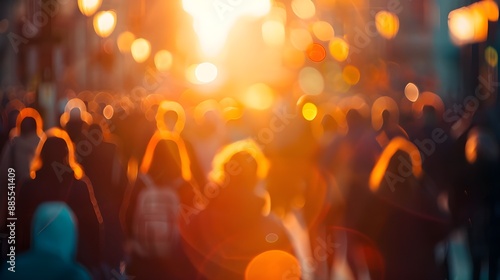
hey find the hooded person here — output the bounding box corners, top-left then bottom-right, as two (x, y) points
(0, 202), (91, 280)
(17, 128), (103, 278)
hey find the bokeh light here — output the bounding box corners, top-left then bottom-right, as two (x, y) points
(245, 250), (301, 280)
(77, 0), (102, 17)
(342, 65), (360, 85)
(448, 7), (476, 45)
(154, 50), (173, 72)
(312, 21), (335, 41)
(242, 83), (274, 110)
(291, 0), (316, 19)
(404, 82), (420, 102)
(195, 62), (218, 84)
(93, 10), (116, 38)
(307, 43), (327, 62)
(375, 11), (400, 39)
(103, 104), (114, 119)
(329, 37), (349, 62)
(131, 38), (151, 63)
(485, 46), (498, 67)
(299, 67), (324, 95)
(117, 31), (135, 53)
(302, 102), (318, 121)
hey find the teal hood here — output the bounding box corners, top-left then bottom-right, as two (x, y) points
(31, 202), (77, 262)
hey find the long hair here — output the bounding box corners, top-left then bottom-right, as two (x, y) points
(30, 128), (84, 180)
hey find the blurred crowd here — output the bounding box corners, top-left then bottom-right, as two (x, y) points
(0, 87), (499, 280)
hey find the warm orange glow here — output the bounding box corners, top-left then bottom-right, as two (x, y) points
(16, 108), (44, 137)
(291, 0), (316, 19)
(30, 128), (84, 180)
(470, 3), (489, 42)
(77, 0), (102, 17)
(302, 102), (318, 121)
(60, 98), (93, 128)
(404, 82), (419, 102)
(412, 91), (445, 119)
(140, 130), (193, 182)
(479, 0), (499, 21)
(182, 0), (271, 56)
(465, 129), (479, 163)
(299, 67), (324, 95)
(338, 95), (370, 120)
(209, 139), (270, 186)
(449, 8), (475, 45)
(194, 62), (218, 84)
(342, 65), (360, 85)
(103, 105), (114, 120)
(156, 100), (186, 134)
(117, 31), (136, 53)
(245, 250), (301, 280)
(307, 43), (326, 62)
(131, 38), (151, 63)
(283, 47), (305, 69)
(93, 10), (116, 38)
(194, 99), (221, 125)
(375, 11), (400, 39)
(127, 157), (139, 186)
(328, 37), (349, 62)
(369, 137), (422, 192)
(290, 28), (313, 51)
(242, 83), (275, 110)
(371, 96), (399, 131)
(262, 20), (285, 47)
(154, 50), (173, 72)
(312, 21), (335, 41)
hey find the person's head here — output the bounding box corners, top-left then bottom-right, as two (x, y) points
(148, 139), (183, 184)
(16, 108), (43, 137)
(141, 129), (193, 183)
(20, 117), (37, 136)
(31, 202), (77, 261)
(30, 128), (84, 180)
(40, 137), (69, 166)
(210, 139), (269, 190)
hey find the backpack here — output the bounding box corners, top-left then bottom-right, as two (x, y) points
(132, 173), (182, 258)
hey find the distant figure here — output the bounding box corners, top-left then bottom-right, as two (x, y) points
(0, 108), (43, 183)
(17, 128), (103, 278)
(122, 136), (198, 280)
(0, 202), (91, 280)
(0, 109), (43, 233)
(366, 137), (450, 280)
(183, 140), (292, 280)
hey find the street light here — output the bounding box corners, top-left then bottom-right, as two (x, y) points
(78, 0), (102, 17)
(93, 10), (116, 38)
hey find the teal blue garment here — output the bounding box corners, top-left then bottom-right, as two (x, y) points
(1, 202), (91, 280)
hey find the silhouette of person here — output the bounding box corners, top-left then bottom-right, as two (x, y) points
(17, 129), (103, 278)
(1, 202), (91, 280)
